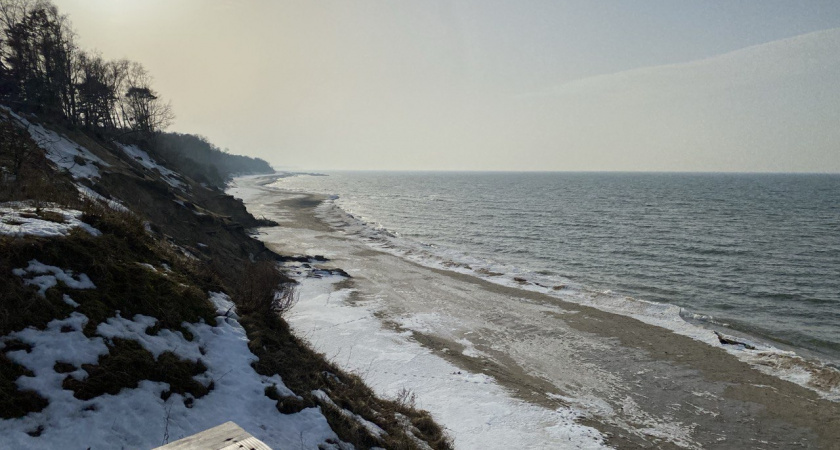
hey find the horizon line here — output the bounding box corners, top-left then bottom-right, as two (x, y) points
(271, 168), (840, 176)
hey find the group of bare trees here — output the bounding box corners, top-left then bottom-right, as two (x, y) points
(0, 0), (173, 135)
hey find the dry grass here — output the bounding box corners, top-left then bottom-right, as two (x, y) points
(0, 119), (78, 205)
(0, 352), (49, 419)
(264, 384), (308, 414)
(1, 114), (453, 447)
(0, 235), (74, 337)
(242, 306), (454, 450)
(0, 201), (217, 417)
(62, 338), (210, 402)
(234, 260), (296, 316)
(0, 206), (216, 337)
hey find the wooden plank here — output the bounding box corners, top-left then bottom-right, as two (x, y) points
(154, 421), (272, 450)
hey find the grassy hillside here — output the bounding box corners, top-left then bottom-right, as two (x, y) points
(0, 107), (451, 449)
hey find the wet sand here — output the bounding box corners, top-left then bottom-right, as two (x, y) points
(234, 176), (840, 449)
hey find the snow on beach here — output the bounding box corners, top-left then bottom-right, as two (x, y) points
(230, 175), (840, 448)
(0, 289), (349, 449)
(308, 192), (840, 403)
(284, 264), (607, 450)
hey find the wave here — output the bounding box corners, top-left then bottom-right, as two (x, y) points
(314, 194), (709, 320)
(309, 192), (840, 402)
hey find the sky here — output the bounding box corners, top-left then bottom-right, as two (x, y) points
(53, 0), (840, 172)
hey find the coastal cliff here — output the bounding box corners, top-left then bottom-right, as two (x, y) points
(0, 107), (451, 449)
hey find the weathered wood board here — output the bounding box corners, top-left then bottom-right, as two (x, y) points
(154, 421), (272, 450)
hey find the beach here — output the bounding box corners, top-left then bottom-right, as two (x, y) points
(230, 175), (840, 449)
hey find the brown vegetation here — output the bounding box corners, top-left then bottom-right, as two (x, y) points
(62, 338), (209, 402)
(0, 352), (48, 419)
(0, 43), (449, 444)
(0, 118), (77, 204)
(243, 306), (454, 449)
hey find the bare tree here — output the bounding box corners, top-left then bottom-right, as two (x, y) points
(105, 58), (131, 129)
(0, 0), (174, 136)
(120, 62), (173, 135)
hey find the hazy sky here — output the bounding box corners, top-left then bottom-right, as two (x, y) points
(55, 0), (840, 172)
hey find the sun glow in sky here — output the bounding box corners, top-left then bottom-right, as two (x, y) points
(55, 0), (840, 172)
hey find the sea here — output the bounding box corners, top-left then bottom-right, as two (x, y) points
(270, 171), (840, 365)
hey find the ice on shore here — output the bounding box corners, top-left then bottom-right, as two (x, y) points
(309, 192), (840, 402)
(287, 266), (608, 449)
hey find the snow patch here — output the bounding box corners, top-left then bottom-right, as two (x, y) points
(96, 314), (201, 361)
(4, 313), (109, 397)
(75, 184), (129, 212)
(209, 291), (239, 319)
(0, 295), (347, 449)
(26, 123), (108, 180)
(456, 338), (489, 359)
(12, 259), (96, 297)
(312, 389), (387, 438)
(137, 263), (157, 272)
(62, 294), (79, 308)
(1, 106), (109, 181)
(120, 144), (185, 190)
(289, 269), (608, 449)
(0, 204), (101, 238)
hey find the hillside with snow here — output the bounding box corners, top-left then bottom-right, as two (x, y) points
(0, 107), (451, 449)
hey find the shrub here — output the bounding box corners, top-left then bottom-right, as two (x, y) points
(235, 260), (297, 316)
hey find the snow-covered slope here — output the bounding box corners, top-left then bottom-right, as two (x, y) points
(0, 293), (345, 449)
(120, 144), (186, 191)
(0, 107), (109, 180)
(1, 112), (449, 450)
(0, 205), (101, 238)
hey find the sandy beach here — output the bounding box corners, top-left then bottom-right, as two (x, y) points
(231, 175), (840, 449)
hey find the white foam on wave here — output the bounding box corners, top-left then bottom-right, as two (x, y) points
(309, 193), (840, 402)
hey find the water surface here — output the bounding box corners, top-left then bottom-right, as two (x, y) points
(273, 172), (840, 363)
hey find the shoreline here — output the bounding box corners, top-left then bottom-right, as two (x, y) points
(256, 171), (840, 368)
(231, 175), (840, 449)
(255, 173), (840, 396)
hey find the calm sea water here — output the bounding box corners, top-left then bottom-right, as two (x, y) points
(273, 172), (840, 363)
